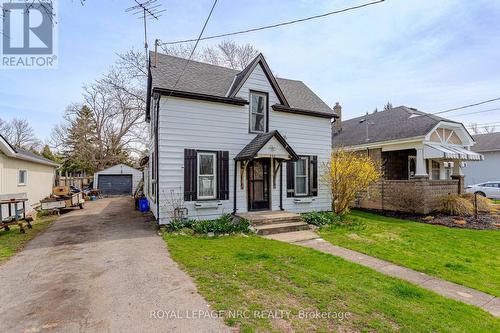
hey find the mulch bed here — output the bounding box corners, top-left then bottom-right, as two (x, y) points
(358, 209), (500, 230)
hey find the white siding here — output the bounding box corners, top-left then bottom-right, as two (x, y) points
(154, 64), (332, 223)
(463, 151), (500, 185)
(0, 151), (56, 217)
(94, 164), (142, 194)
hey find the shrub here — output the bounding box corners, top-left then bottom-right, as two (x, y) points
(302, 211), (365, 230)
(167, 214), (251, 235)
(166, 219), (194, 232)
(322, 148), (382, 215)
(460, 193), (493, 213)
(437, 195), (473, 216)
(389, 185), (424, 214)
(302, 211), (335, 226)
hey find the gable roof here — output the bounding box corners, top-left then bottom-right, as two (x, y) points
(0, 134), (59, 167)
(332, 106), (463, 147)
(149, 52), (333, 117)
(96, 163), (141, 174)
(226, 53), (289, 106)
(471, 132), (500, 152)
(234, 130), (299, 161)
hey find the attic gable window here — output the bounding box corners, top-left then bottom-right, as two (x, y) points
(250, 92), (267, 133)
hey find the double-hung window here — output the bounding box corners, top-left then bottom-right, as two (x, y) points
(431, 160), (440, 180)
(250, 92), (267, 133)
(197, 152), (217, 199)
(18, 170), (27, 186)
(294, 157), (309, 196)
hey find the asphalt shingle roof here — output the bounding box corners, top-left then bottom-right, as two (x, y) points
(471, 132), (500, 152)
(234, 130), (299, 161)
(15, 147), (58, 166)
(332, 106), (460, 147)
(1, 133), (58, 166)
(150, 52), (333, 115)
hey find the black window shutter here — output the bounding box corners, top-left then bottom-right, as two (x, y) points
(286, 161), (295, 197)
(310, 155), (318, 196)
(184, 149), (197, 201)
(217, 151), (229, 200)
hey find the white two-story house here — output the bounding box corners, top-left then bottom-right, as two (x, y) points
(144, 52), (336, 224)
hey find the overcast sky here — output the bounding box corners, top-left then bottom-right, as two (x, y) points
(1, 0), (500, 142)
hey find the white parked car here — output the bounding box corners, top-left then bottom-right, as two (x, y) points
(466, 181), (500, 199)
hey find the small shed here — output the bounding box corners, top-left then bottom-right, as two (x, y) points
(94, 164), (142, 196)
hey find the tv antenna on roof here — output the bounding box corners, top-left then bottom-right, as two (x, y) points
(125, 0), (166, 67)
(359, 112), (375, 142)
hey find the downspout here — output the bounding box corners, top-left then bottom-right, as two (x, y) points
(233, 160), (237, 214)
(155, 96), (160, 223)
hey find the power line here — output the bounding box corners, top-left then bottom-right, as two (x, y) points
(466, 121), (500, 128)
(446, 107), (500, 118)
(159, 0), (385, 45)
(160, 0), (218, 101)
(431, 97), (500, 115)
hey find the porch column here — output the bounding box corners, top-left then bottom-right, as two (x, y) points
(415, 148), (428, 178)
(452, 161), (463, 176)
(451, 161), (465, 194)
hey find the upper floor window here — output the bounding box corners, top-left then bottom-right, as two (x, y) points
(18, 170), (27, 186)
(250, 92), (267, 133)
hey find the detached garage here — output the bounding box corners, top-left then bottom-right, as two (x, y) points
(94, 164), (142, 196)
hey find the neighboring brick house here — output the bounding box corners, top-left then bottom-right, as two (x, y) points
(332, 106), (483, 213)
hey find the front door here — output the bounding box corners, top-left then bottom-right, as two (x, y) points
(248, 159), (270, 211)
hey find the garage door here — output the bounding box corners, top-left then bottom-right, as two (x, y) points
(98, 175), (133, 196)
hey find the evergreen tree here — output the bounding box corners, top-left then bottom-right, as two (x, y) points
(41, 144), (60, 162)
(384, 102), (393, 111)
(62, 105), (97, 174)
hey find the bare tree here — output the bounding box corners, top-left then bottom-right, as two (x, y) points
(483, 125), (496, 133)
(469, 123), (479, 134)
(0, 117), (41, 150)
(162, 40), (259, 70)
(53, 48), (147, 171)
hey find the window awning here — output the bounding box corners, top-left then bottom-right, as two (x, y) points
(424, 143), (484, 161)
(235, 130), (299, 161)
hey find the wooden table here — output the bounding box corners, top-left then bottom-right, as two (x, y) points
(0, 198), (31, 233)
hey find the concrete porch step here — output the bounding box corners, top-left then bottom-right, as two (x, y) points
(254, 221), (310, 236)
(235, 211), (303, 226)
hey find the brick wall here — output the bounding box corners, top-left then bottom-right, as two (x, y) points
(381, 149), (416, 180)
(356, 179), (460, 214)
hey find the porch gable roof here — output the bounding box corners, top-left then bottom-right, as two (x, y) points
(234, 130), (299, 161)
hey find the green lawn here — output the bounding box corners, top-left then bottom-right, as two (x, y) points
(0, 216), (57, 263)
(320, 210), (500, 297)
(165, 234), (499, 332)
(493, 199), (500, 204)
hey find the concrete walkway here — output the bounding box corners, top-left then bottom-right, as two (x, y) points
(0, 197), (230, 333)
(270, 232), (500, 317)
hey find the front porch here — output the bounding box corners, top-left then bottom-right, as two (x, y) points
(357, 142), (483, 214)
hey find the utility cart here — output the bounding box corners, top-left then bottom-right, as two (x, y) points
(40, 186), (85, 214)
(0, 196), (31, 233)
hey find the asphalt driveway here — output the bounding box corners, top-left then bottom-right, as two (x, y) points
(0, 197), (229, 333)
